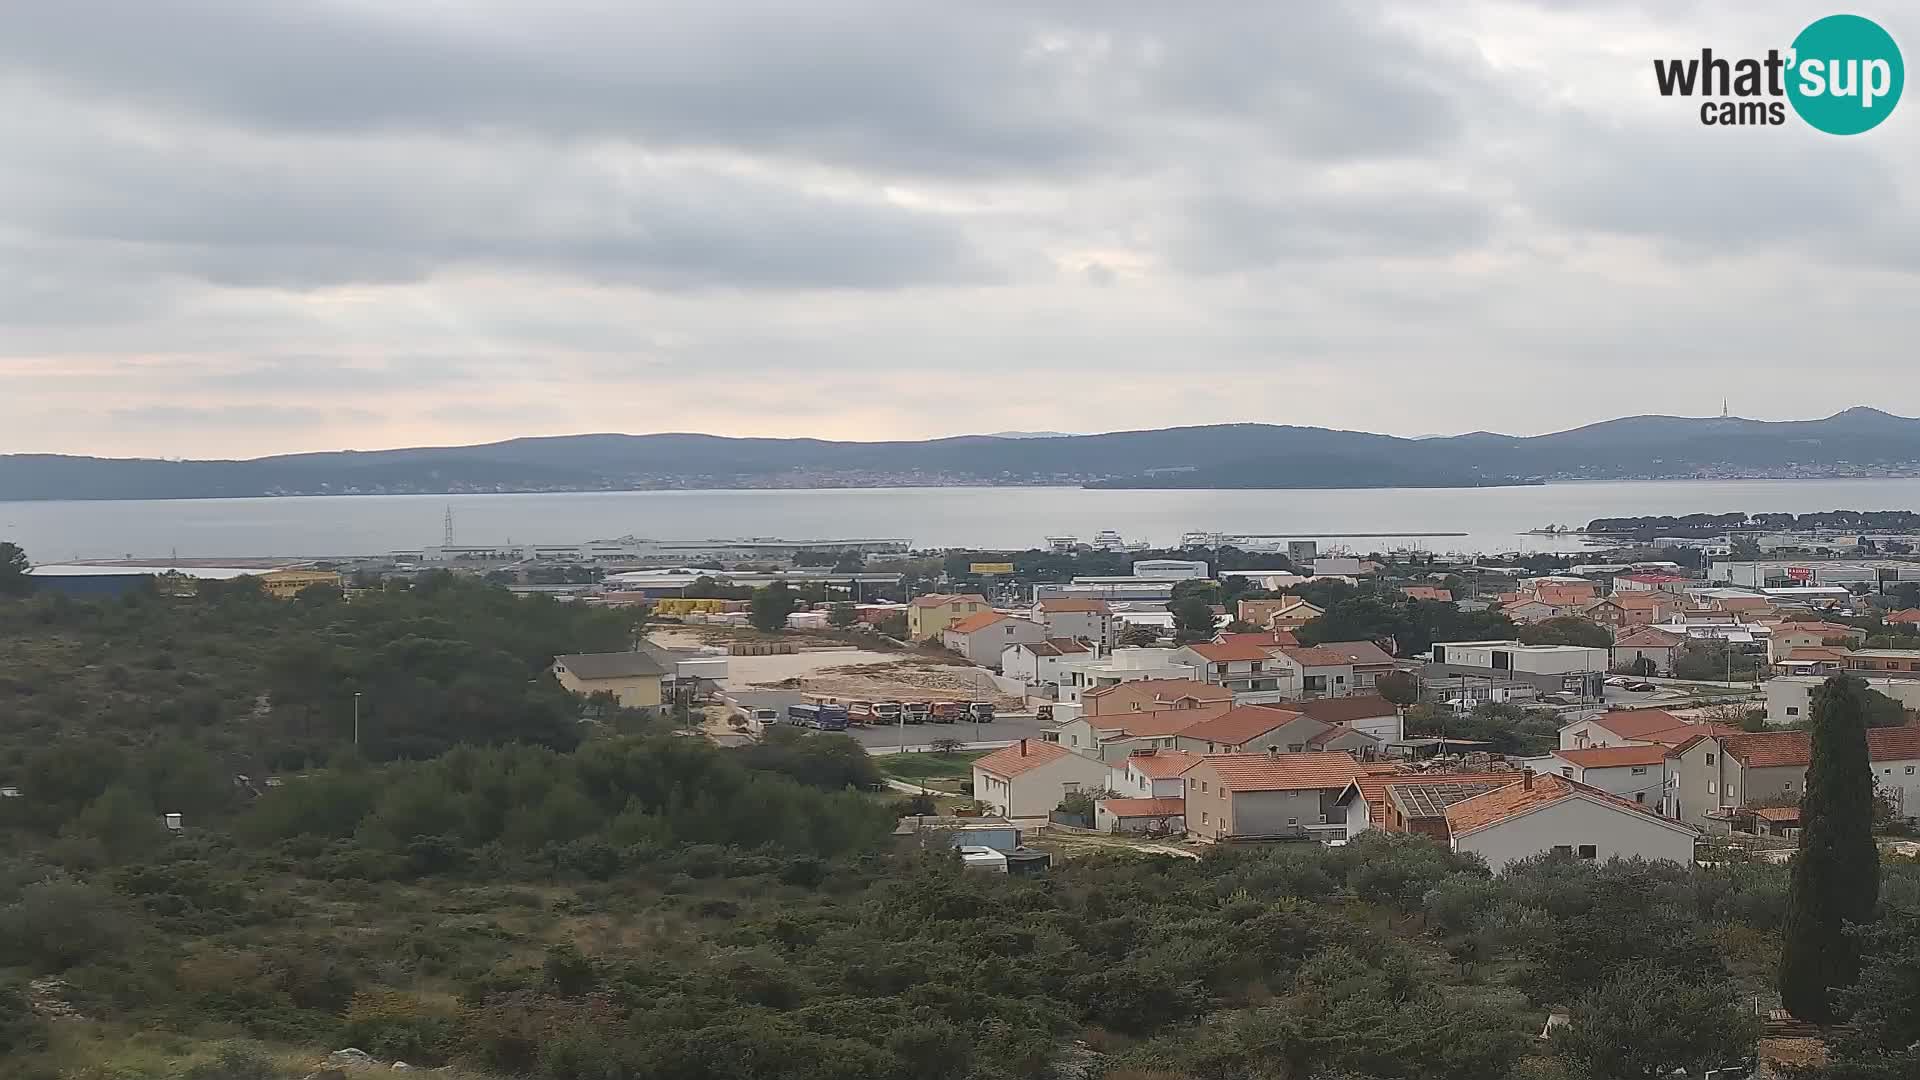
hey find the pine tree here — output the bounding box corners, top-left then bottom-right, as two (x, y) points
(1778, 674), (1881, 1022)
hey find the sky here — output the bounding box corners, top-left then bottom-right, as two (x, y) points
(4, 1), (1918, 458)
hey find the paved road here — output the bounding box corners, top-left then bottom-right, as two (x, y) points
(848, 713), (1053, 752)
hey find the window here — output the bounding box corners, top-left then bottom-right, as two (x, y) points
(1708, 780), (1717, 794)
(1631, 766), (1648, 775)
(1201, 811), (1208, 824)
(1705, 753), (1715, 765)
(1552, 845), (1572, 855)
(1635, 792), (1646, 804)
(1908, 766), (1916, 775)
(1318, 814), (1328, 824)
(1287, 818), (1297, 826)
(1577, 845), (1597, 859)
(1560, 767), (1573, 778)
(1787, 707), (1800, 716)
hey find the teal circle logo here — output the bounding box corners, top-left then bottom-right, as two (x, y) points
(1787, 14), (1903, 134)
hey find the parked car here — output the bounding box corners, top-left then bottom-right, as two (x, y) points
(1625, 681), (1657, 692)
(1604, 676), (1631, 688)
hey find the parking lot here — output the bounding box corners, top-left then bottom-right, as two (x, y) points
(848, 712), (1052, 753)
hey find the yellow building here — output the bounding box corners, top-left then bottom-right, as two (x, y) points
(260, 569), (344, 599)
(906, 593), (992, 641)
(551, 651), (666, 709)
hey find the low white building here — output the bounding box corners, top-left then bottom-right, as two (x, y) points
(1766, 674), (1920, 725)
(1129, 559), (1209, 581)
(1610, 627), (1686, 675)
(1001, 638), (1093, 688)
(1061, 647), (1198, 703)
(1032, 598), (1117, 649)
(1443, 772), (1698, 873)
(1534, 745), (1669, 809)
(943, 613), (1047, 669)
(971, 739), (1113, 818)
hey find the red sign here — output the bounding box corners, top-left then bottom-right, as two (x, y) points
(1787, 567), (1813, 582)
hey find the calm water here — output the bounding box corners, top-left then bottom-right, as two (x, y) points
(7, 478), (1920, 561)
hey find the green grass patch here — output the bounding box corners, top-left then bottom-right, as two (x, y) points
(877, 750), (984, 784)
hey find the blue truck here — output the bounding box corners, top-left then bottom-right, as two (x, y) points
(786, 702), (850, 731)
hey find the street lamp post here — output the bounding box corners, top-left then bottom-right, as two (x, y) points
(352, 691), (362, 749)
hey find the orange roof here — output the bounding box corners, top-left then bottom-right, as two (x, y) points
(1098, 797), (1187, 817)
(910, 592), (989, 608)
(1885, 609), (1920, 624)
(946, 611), (1008, 634)
(1281, 645), (1362, 666)
(1643, 722), (1745, 748)
(1613, 592), (1668, 609)
(1714, 597), (1775, 612)
(1750, 805), (1800, 822)
(1216, 631), (1295, 651)
(1082, 679), (1232, 713)
(1095, 704), (1233, 738)
(1184, 640), (1274, 662)
(1781, 621), (1859, 636)
(1294, 694), (1398, 725)
(1401, 586), (1453, 602)
(1177, 705), (1306, 747)
(1304, 640), (1396, 666)
(1535, 585), (1596, 605)
(1444, 772), (1690, 838)
(974, 739), (1076, 779)
(1615, 627), (1685, 648)
(1868, 726), (1920, 762)
(1786, 646), (1851, 663)
(1590, 709), (1686, 740)
(1124, 749), (1202, 778)
(1341, 770), (1514, 826)
(1718, 725), (1920, 767)
(1191, 751), (1361, 792)
(1037, 598), (1111, 613)
(1553, 744), (1671, 768)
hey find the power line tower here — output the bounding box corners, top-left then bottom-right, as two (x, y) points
(443, 504), (455, 547)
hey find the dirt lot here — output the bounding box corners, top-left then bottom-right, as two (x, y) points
(763, 659), (1023, 708)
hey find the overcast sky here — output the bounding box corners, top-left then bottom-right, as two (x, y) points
(4, 1), (1917, 458)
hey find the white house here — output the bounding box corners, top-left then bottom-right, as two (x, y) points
(1170, 641), (1283, 694)
(970, 739), (1113, 818)
(1442, 772), (1698, 873)
(1108, 748), (1202, 798)
(1032, 598), (1117, 649)
(1610, 627), (1685, 675)
(1501, 598), (1562, 624)
(943, 612), (1047, 669)
(1001, 638), (1093, 687)
(1535, 745), (1669, 809)
(1294, 694), (1405, 742)
(1271, 646), (1358, 700)
(1060, 647), (1196, 703)
(1767, 674), (1920, 725)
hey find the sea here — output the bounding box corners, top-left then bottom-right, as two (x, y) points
(7, 477), (1920, 563)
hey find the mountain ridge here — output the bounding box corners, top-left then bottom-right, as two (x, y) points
(3, 408), (1917, 500)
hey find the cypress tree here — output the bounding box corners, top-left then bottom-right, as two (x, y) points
(1778, 674), (1880, 1022)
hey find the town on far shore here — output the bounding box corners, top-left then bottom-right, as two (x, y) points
(35, 517), (1916, 873)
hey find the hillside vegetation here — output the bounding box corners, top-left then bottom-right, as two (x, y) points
(1, 577), (1917, 1079)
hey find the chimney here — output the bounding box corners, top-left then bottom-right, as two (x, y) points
(1266, 744), (1281, 758)
(1019, 738), (1028, 757)
(1522, 767), (1535, 790)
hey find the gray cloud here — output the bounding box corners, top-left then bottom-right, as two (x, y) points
(1, 0), (1918, 455)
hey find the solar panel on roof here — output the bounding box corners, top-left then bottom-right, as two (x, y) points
(1388, 781), (1509, 818)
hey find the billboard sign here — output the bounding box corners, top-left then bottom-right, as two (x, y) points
(1787, 566), (1813, 582)
(970, 562), (1015, 575)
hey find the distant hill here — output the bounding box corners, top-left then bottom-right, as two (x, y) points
(4, 408), (1919, 500)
